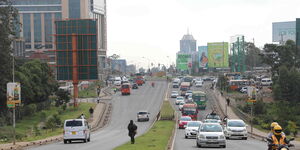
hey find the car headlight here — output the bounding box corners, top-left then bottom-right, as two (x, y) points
(198, 134), (205, 139)
(220, 135), (225, 139)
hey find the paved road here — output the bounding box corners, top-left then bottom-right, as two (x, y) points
(170, 82), (267, 150)
(28, 81), (167, 150)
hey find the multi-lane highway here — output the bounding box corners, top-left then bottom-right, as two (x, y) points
(170, 81), (267, 150)
(28, 81), (167, 150)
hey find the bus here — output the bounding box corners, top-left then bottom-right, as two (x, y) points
(228, 79), (253, 91)
(192, 91), (207, 110)
(181, 103), (198, 120)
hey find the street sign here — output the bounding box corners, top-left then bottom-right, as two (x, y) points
(7, 82), (21, 108)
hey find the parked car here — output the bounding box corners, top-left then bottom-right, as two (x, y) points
(171, 91), (179, 98)
(63, 119), (91, 144)
(185, 121), (202, 139)
(178, 116), (192, 129)
(196, 123), (226, 148)
(260, 78), (272, 86)
(224, 119), (247, 140)
(132, 83), (138, 89)
(175, 96), (185, 105)
(137, 111), (150, 122)
(195, 81), (203, 87)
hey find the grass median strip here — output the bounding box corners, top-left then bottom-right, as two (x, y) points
(114, 121), (174, 150)
(115, 100), (175, 150)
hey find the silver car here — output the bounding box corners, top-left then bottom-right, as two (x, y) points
(137, 111), (150, 122)
(196, 123), (226, 148)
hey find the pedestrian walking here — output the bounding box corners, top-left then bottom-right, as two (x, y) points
(226, 97), (230, 106)
(89, 107), (94, 118)
(127, 120), (137, 144)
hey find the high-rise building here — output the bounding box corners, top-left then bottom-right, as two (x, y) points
(111, 59), (127, 73)
(12, 0), (107, 79)
(180, 33), (197, 53)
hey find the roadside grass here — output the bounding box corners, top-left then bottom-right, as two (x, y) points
(115, 98), (175, 150)
(114, 121), (174, 150)
(78, 83), (97, 98)
(0, 102), (95, 143)
(160, 101), (174, 119)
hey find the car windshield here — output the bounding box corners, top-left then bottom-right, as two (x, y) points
(179, 102), (185, 105)
(177, 97), (184, 100)
(200, 124), (222, 132)
(66, 120), (83, 127)
(205, 119), (218, 123)
(172, 91), (178, 94)
(206, 115), (220, 120)
(180, 117), (192, 121)
(188, 122), (201, 127)
(138, 112), (148, 115)
(228, 121), (245, 127)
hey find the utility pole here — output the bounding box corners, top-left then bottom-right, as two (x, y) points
(12, 53), (16, 145)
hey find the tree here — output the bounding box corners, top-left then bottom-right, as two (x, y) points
(244, 42), (263, 69)
(261, 40), (300, 76)
(0, 0), (20, 110)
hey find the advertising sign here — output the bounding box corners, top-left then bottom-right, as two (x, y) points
(7, 82), (21, 108)
(207, 42), (229, 68)
(198, 46), (208, 68)
(176, 53), (191, 70)
(272, 21), (296, 43)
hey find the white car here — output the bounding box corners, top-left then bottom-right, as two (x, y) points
(196, 123), (226, 148)
(175, 96), (184, 105)
(178, 101), (185, 110)
(63, 119), (91, 143)
(195, 81), (203, 87)
(185, 90), (193, 98)
(171, 91), (179, 98)
(137, 111), (150, 122)
(185, 121), (202, 138)
(224, 119), (247, 140)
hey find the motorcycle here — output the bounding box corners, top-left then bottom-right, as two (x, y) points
(266, 137), (294, 150)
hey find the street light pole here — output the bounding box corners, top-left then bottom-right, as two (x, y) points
(12, 52), (16, 145)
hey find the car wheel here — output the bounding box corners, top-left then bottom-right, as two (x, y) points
(185, 135), (188, 139)
(221, 145), (226, 148)
(226, 137), (229, 139)
(196, 142), (201, 148)
(88, 135), (91, 142)
(243, 137), (247, 140)
(83, 139), (87, 143)
(63, 140), (67, 144)
(68, 140), (72, 143)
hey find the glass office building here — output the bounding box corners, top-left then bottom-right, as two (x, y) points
(12, 0), (107, 79)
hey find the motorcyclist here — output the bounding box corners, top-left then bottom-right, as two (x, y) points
(267, 125), (290, 150)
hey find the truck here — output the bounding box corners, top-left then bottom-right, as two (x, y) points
(181, 103), (198, 120)
(192, 91), (207, 110)
(121, 83), (131, 95)
(180, 82), (190, 90)
(134, 73), (144, 86)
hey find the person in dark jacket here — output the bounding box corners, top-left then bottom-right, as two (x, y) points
(127, 120), (138, 144)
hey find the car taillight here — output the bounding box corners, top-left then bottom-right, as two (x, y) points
(83, 130), (86, 134)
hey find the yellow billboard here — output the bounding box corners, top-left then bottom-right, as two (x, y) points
(207, 42), (229, 68)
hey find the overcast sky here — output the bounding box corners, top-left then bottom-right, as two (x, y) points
(95, 0), (300, 68)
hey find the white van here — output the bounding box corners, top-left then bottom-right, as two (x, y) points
(261, 78), (272, 86)
(172, 78), (180, 88)
(114, 77), (122, 86)
(63, 119), (91, 143)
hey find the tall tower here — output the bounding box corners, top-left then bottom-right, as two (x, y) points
(180, 31), (197, 53)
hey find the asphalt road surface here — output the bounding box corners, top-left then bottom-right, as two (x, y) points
(28, 81), (167, 150)
(170, 81), (267, 150)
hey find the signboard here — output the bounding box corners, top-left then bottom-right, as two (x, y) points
(198, 46), (208, 68)
(55, 19), (98, 80)
(7, 82), (21, 108)
(272, 21), (296, 43)
(176, 53), (191, 71)
(207, 42), (229, 68)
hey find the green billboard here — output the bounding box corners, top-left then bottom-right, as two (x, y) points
(176, 54), (191, 70)
(207, 42), (229, 68)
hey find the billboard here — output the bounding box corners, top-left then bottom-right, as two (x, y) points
(176, 53), (192, 70)
(272, 21), (296, 43)
(207, 42), (229, 68)
(7, 82), (21, 108)
(198, 46), (208, 68)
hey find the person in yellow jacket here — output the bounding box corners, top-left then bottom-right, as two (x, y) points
(268, 125), (289, 150)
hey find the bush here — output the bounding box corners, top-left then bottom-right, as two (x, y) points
(45, 117), (56, 131)
(39, 111), (46, 122)
(52, 114), (62, 127)
(23, 104), (37, 116)
(62, 103), (67, 111)
(285, 121), (298, 136)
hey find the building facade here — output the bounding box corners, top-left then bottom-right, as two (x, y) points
(12, 0), (107, 79)
(111, 59), (127, 73)
(180, 34), (197, 53)
(272, 21), (296, 44)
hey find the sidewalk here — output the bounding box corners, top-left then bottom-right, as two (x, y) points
(212, 89), (300, 147)
(0, 87), (110, 150)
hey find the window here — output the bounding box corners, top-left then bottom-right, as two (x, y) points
(23, 14), (31, 42)
(16, 6), (61, 11)
(66, 120), (83, 127)
(69, 0), (80, 18)
(44, 13), (52, 42)
(13, 0), (61, 5)
(34, 13), (41, 42)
